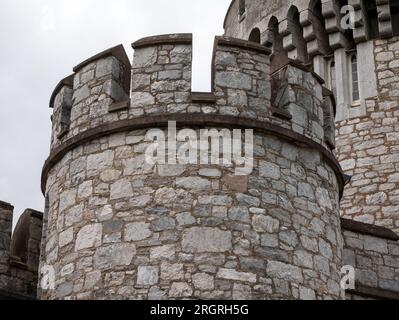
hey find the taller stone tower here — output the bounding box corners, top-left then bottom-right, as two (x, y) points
(224, 0), (399, 233)
(40, 33), (345, 300)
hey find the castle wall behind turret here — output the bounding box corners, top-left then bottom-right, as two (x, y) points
(341, 219), (399, 299)
(337, 37), (399, 233)
(0, 202), (43, 299)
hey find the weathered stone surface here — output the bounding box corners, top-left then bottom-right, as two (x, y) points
(137, 266), (159, 286)
(216, 268), (257, 283)
(252, 215), (280, 233)
(161, 262), (184, 281)
(94, 244), (135, 269)
(150, 245), (176, 261)
(182, 227), (232, 253)
(87, 151), (114, 175)
(266, 261), (303, 283)
(59, 190), (76, 213)
(176, 212), (196, 226)
(259, 161), (281, 180)
(176, 177), (211, 190)
(110, 179), (133, 200)
(198, 195), (232, 206)
(169, 282), (193, 298)
(125, 222), (152, 241)
(59, 227), (74, 248)
(131, 92), (155, 108)
(75, 224), (102, 251)
(215, 72), (252, 90)
(192, 273), (214, 290)
(95, 205), (113, 222)
(155, 187), (193, 205)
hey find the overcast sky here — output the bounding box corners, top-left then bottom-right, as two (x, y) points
(0, 0), (231, 229)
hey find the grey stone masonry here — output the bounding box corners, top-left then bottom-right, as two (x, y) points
(0, 201), (13, 291)
(0, 202), (43, 299)
(337, 37), (399, 233)
(342, 221), (399, 299)
(41, 33), (345, 300)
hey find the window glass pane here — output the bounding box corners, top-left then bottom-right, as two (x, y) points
(351, 55), (360, 101)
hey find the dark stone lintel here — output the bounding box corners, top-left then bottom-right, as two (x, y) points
(341, 218), (399, 241)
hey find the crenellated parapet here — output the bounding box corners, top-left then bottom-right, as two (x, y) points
(49, 45), (131, 150)
(44, 34), (341, 196)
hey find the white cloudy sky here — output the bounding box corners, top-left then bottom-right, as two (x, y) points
(0, 0), (231, 228)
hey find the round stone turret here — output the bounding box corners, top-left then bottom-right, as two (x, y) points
(40, 33), (344, 300)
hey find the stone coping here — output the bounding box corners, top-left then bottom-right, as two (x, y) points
(26, 209), (43, 220)
(341, 218), (399, 241)
(73, 44), (131, 73)
(132, 33), (193, 49)
(0, 200), (14, 210)
(41, 113), (344, 198)
(49, 74), (74, 109)
(215, 36), (272, 55)
(348, 283), (399, 300)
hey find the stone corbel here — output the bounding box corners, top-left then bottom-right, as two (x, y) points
(376, 0), (393, 38)
(300, 9), (332, 58)
(348, 0), (369, 43)
(322, 0), (352, 49)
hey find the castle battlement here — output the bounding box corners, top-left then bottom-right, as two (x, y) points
(44, 34), (341, 196)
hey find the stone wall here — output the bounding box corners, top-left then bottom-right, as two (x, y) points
(40, 34), (345, 300)
(0, 202), (43, 299)
(0, 201), (13, 291)
(341, 219), (399, 299)
(336, 37), (399, 233)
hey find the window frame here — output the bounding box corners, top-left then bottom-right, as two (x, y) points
(348, 51), (360, 106)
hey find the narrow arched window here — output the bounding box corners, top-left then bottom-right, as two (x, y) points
(249, 28), (261, 44)
(239, 0), (246, 17)
(350, 54), (360, 103)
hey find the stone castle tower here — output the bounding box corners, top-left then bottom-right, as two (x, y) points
(40, 33), (345, 299)
(18, 0), (397, 300)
